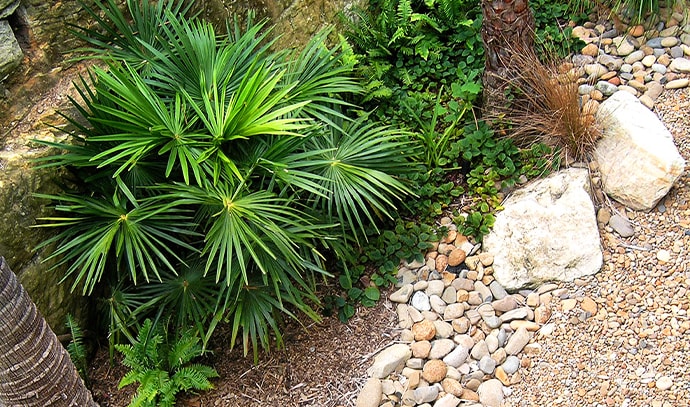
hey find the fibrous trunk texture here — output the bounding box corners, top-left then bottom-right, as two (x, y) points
(481, 0), (535, 110)
(0, 257), (98, 407)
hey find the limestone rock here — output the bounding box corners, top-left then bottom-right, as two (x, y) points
(367, 344), (412, 378)
(484, 168), (603, 290)
(477, 379), (504, 407)
(595, 91), (686, 211)
(0, 20), (22, 78)
(356, 378), (382, 407)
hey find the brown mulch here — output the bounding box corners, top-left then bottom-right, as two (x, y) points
(88, 294), (399, 407)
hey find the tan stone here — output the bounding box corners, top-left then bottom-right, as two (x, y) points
(534, 305), (551, 324)
(628, 24), (645, 36)
(561, 298), (577, 311)
(448, 249), (466, 267)
(461, 389), (480, 401)
(411, 340), (432, 359)
(581, 296), (598, 315)
(510, 320), (541, 331)
(495, 366), (511, 386)
(422, 359), (447, 383)
(436, 254), (448, 272)
(441, 378), (464, 397)
(412, 320), (436, 341)
(582, 43), (600, 57)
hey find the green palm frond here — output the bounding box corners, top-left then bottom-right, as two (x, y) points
(34, 187), (199, 294)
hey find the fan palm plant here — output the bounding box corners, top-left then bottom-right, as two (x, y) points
(36, 0), (416, 359)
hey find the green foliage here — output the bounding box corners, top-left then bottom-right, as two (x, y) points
(531, 0), (587, 60)
(65, 314), (90, 387)
(116, 319), (218, 407)
(36, 0), (416, 361)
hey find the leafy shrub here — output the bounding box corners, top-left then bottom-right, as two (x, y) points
(35, 0), (416, 360)
(116, 319), (218, 407)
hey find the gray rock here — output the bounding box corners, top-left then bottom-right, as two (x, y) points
(442, 286), (457, 304)
(0, 20), (22, 78)
(390, 284), (414, 303)
(414, 386), (439, 404)
(505, 327), (532, 355)
(651, 63), (667, 74)
(598, 54), (623, 71)
(489, 281), (508, 300)
(0, 0), (18, 19)
(500, 307), (530, 323)
(484, 316), (502, 329)
(429, 339), (456, 359)
(620, 62), (634, 72)
(613, 36), (635, 55)
(595, 80), (618, 96)
(406, 358), (424, 369)
(682, 33), (690, 46)
(367, 344), (412, 378)
(479, 355), (497, 374)
(645, 81), (665, 100)
(411, 291), (431, 312)
(572, 54), (595, 66)
(492, 295), (518, 313)
(478, 379), (504, 407)
(484, 168), (603, 290)
(430, 295), (447, 315)
(609, 214), (634, 237)
(578, 84), (594, 95)
(646, 37), (664, 48)
(443, 345), (470, 367)
(502, 355), (521, 375)
(671, 46), (685, 58)
(356, 378), (382, 407)
(595, 91), (686, 211)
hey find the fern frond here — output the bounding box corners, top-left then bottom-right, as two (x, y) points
(65, 314), (89, 385)
(167, 329), (203, 369)
(172, 365), (218, 391)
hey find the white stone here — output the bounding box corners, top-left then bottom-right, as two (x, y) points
(595, 91), (686, 211)
(669, 57), (690, 72)
(434, 394), (461, 407)
(478, 379), (504, 407)
(367, 344), (412, 378)
(390, 284), (414, 303)
(484, 168), (602, 290)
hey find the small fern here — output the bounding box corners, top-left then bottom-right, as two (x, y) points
(65, 314), (90, 387)
(116, 319), (218, 407)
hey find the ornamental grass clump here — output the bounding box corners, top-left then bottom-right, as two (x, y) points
(487, 48), (602, 164)
(33, 0), (416, 362)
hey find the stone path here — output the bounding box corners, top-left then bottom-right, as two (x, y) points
(354, 14), (690, 407)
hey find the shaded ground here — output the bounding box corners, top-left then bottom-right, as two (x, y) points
(89, 291), (398, 407)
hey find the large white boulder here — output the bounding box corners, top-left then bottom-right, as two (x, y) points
(594, 91), (685, 211)
(484, 168), (602, 291)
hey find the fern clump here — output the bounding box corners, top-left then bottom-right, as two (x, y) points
(116, 319), (218, 407)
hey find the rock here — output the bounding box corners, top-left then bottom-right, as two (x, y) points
(430, 295), (446, 315)
(433, 320), (454, 338)
(441, 378), (464, 397)
(477, 379), (504, 407)
(612, 36), (635, 55)
(656, 376), (673, 390)
(500, 307), (530, 322)
(492, 295), (518, 313)
(411, 291), (431, 312)
(435, 394), (461, 407)
(598, 54), (622, 70)
(595, 80), (618, 96)
(414, 386), (439, 404)
(595, 91), (686, 211)
(443, 345), (470, 367)
(422, 359), (447, 383)
(665, 78), (690, 89)
(609, 214), (634, 237)
(479, 355), (496, 374)
(429, 339), (455, 359)
(426, 280), (445, 297)
(657, 249), (671, 263)
(461, 388), (480, 402)
(661, 37), (679, 47)
(669, 57), (690, 72)
(412, 320), (436, 341)
(489, 281), (508, 300)
(502, 355), (521, 374)
(0, 20), (22, 79)
(356, 378), (382, 407)
(448, 248), (466, 266)
(581, 43), (599, 57)
(484, 168), (603, 290)
(505, 327), (532, 355)
(646, 37), (664, 48)
(624, 50), (645, 64)
(471, 340), (489, 360)
(645, 81), (665, 99)
(391, 284), (414, 303)
(0, 0), (19, 19)
(397, 304), (412, 329)
(411, 340), (432, 359)
(639, 94), (654, 109)
(367, 344), (412, 378)
(442, 286), (457, 304)
(585, 63), (608, 79)
(443, 303), (465, 320)
(580, 296), (598, 315)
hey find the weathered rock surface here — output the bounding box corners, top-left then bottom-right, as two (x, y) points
(484, 168), (602, 290)
(366, 344), (412, 379)
(595, 91), (686, 211)
(0, 20), (22, 78)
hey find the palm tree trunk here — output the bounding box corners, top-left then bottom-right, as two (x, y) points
(481, 0), (535, 110)
(0, 257), (98, 407)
